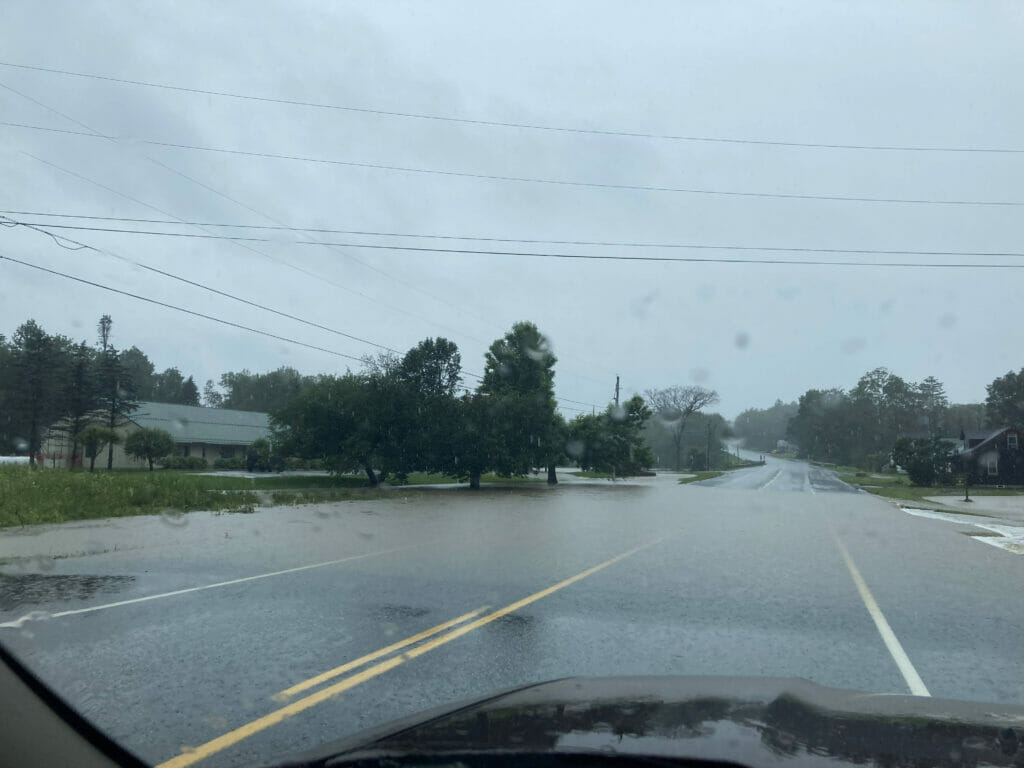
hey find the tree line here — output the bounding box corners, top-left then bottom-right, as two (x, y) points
(2, 315), (728, 481)
(0, 316), (145, 468)
(733, 365), (1024, 473)
(270, 322), (662, 487)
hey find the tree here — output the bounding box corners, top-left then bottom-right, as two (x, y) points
(892, 437), (953, 487)
(56, 342), (100, 468)
(568, 395), (653, 477)
(180, 376), (200, 406)
(119, 346), (155, 400)
(643, 385), (719, 471)
(95, 316), (138, 470)
(8, 321), (69, 466)
(917, 376), (949, 436)
(203, 379), (224, 408)
(124, 428), (176, 471)
(220, 367), (311, 412)
(152, 367), (186, 403)
(477, 321), (559, 484)
(397, 338), (463, 477)
(76, 425), (120, 472)
(985, 369), (1024, 429)
(271, 374), (383, 484)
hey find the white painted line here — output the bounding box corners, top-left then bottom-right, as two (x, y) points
(758, 469), (782, 491)
(0, 544), (420, 629)
(831, 534), (931, 696)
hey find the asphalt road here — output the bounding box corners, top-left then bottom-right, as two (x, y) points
(697, 453), (858, 493)
(1, 461), (1023, 768)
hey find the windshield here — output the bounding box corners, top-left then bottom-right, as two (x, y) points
(2, 3), (1023, 767)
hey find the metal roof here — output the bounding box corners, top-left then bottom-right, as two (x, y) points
(129, 402), (270, 446)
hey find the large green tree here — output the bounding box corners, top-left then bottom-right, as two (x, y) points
(8, 320), (71, 466)
(119, 346), (156, 400)
(477, 321), (560, 484)
(568, 395), (653, 477)
(985, 368), (1024, 429)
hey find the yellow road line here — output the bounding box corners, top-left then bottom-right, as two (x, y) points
(155, 538), (663, 768)
(758, 469), (782, 491)
(274, 606), (488, 700)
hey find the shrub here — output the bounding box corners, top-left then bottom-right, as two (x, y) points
(160, 456), (208, 471)
(283, 456), (327, 471)
(213, 457), (246, 470)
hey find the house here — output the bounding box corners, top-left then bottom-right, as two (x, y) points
(954, 426), (1023, 483)
(41, 402), (271, 469)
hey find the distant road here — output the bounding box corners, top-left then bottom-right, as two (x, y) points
(697, 453), (857, 493)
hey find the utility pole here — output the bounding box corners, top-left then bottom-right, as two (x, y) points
(614, 375), (620, 407)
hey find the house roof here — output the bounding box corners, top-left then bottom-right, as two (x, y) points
(964, 428), (1003, 442)
(129, 402), (270, 446)
(961, 426), (1018, 457)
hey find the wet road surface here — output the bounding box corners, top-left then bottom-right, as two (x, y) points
(1, 461), (1023, 767)
(696, 454), (858, 493)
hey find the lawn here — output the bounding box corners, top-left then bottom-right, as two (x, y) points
(0, 466), (258, 528)
(834, 470), (1024, 504)
(0, 467), (553, 527)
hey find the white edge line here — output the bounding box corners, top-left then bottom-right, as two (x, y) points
(0, 544), (420, 629)
(832, 535), (931, 696)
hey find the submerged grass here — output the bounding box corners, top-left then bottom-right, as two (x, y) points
(0, 466), (258, 528)
(678, 471), (724, 484)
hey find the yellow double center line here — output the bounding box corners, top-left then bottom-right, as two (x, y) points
(157, 538), (664, 768)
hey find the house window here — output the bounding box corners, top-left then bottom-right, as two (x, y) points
(201, 445), (206, 458)
(987, 458), (998, 476)
(183, 445), (190, 457)
(1009, 434), (1019, 449)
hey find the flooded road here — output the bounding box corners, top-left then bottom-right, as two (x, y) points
(1, 472), (1023, 767)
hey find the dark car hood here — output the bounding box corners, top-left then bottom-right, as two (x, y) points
(280, 676), (1024, 767)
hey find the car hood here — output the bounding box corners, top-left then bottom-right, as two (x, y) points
(277, 676), (1024, 767)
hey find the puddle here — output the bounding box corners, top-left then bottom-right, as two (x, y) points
(0, 573), (136, 612)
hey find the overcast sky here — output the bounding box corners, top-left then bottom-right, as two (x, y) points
(1, 1), (1022, 418)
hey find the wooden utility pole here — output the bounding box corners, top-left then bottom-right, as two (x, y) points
(614, 375), (620, 407)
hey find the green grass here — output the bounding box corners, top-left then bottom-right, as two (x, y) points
(0, 466), (258, 528)
(0, 466), (554, 527)
(835, 471), (1024, 504)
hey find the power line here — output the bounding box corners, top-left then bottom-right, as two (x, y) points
(6, 210), (1024, 259)
(1, 78), (617, 384)
(0, 79), (504, 351)
(11, 220), (1024, 268)
(7, 212), (1024, 260)
(0, 250), (367, 363)
(1, 60), (1020, 155)
(2, 216), (402, 355)
(0, 225), (597, 412)
(4, 120), (1022, 208)
(1, 90), (608, 406)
